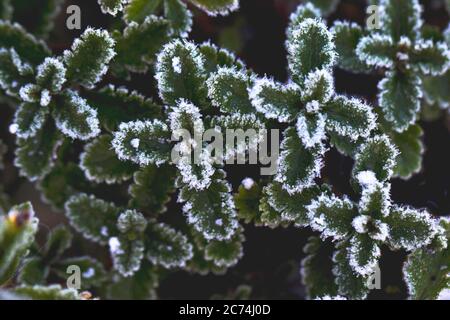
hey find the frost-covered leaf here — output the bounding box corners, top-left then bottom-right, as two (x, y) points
(98, 0), (127, 16)
(328, 132), (361, 157)
(296, 112), (326, 149)
(53, 90), (100, 140)
(11, 102), (48, 139)
(356, 34), (395, 69)
(106, 261), (158, 299)
(379, 0), (422, 42)
(85, 85), (162, 132)
(164, 0), (193, 36)
(204, 229), (244, 268)
(333, 241), (369, 299)
(249, 78), (301, 123)
(113, 16), (171, 74)
(129, 164), (176, 215)
(65, 193), (121, 245)
(331, 21), (371, 73)
(422, 72), (450, 109)
(56, 256), (107, 289)
(357, 173), (391, 219)
(145, 222), (193, 269)
(258, 186), (291, 229)
(112, 119), (172, 167)
(179, 175), (239, 241)
(403, 219), (450, 300)
(266, 181), (323, 227)
(301, 69), (334, 104)
(389, 124), (424, 179)
(301, 236), (338, 299)
(199, 42), (245, 74)
(63, 28), (115, 89)
(14, 120), (61, 181)
(287, 18), (336, 83)
(207, 67), (254, 114)
(348, 233), (380, 276)
(324, 96), (376, 140)
(286, 3), (321, 42)
(275, 127), (325, 194)
(0, 48), (33, 95)
(110, 210), (147, 277)
(0, 203), (38, 285)
(155, 39), (207, 106)
(36, 57), (66, 92)
(0, 20), (50, 65)
(80, 135), (137, 184)
(14, 285), (79, 300)
(189, 0), (239, 17)
(307, 193), (357, 241)
(410, 40), (450, 76)
(385, 206), (437, 251)
(353, 135), (398, 182)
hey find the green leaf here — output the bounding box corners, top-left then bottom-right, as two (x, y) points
(63, 28), (115, 89)
(36, 57), (66, 92)
(333, 241), (369, 299)
(204, 229), (244, 268)
(14, 285), (79, 300)
(189, 0), (239, 16)
(0, 202), (39, 285)
(112, 119), (172, 167)
(0, 48), (33, 96)
(0, 20), (50, 65)
(409, 40), (450, 76)
(113, 16), (171, 74)
(85, 85), (162, 132)
(301, 236), (338, 299)
(44, 225), (73, 263)
(80, 135), (137, 184)
(129, 164), (176, 215)
(266, 181), (323, 227)
(124, 0), (162, 23)
(353, 135), (398, 182)
(422, 72), (450, 109)
(332, 21), (372, 73)
(207, 67), (254, 114)
(38, 162), (91, 209)
(14, 119), (61, 181)
(380, 0), (422, 42)
(12, 102), (49, 139)
(275, 127), (325, 194)
(18, 257), (49, 285)
(287, 18), (336, 83)
(348, 233), (380, 276)
(307, 193), (357, 241)
(56, 256), (107, 289)
(249, 78), (301, 123)
(403, 219), (450, 300)
(259, 186), (291, 229)
(355, 34), (395, 69)
(106, 261), (158, 299)
(301, 68), (334, 104)
(64, 193), (121, 245)
(155, 39), (208, 107)
(164, 0), (193, 36)
(385, 206), (437, 251)
(389, 124), (424, 179)
(199, 42), (245, 74)
(328, 132), (361, 157)
(179, 174), (239, 241)
(0, 0), (13, 20)
(53, 90), (100, 140)
(145, 222), (193, 268)
(234, 178), (261, 224)
(98, 0), (127, 16)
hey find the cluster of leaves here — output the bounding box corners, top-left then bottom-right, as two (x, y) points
(0, 0), (448, 300)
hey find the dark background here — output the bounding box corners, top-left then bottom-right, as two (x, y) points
(0, 0), (449, 299)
